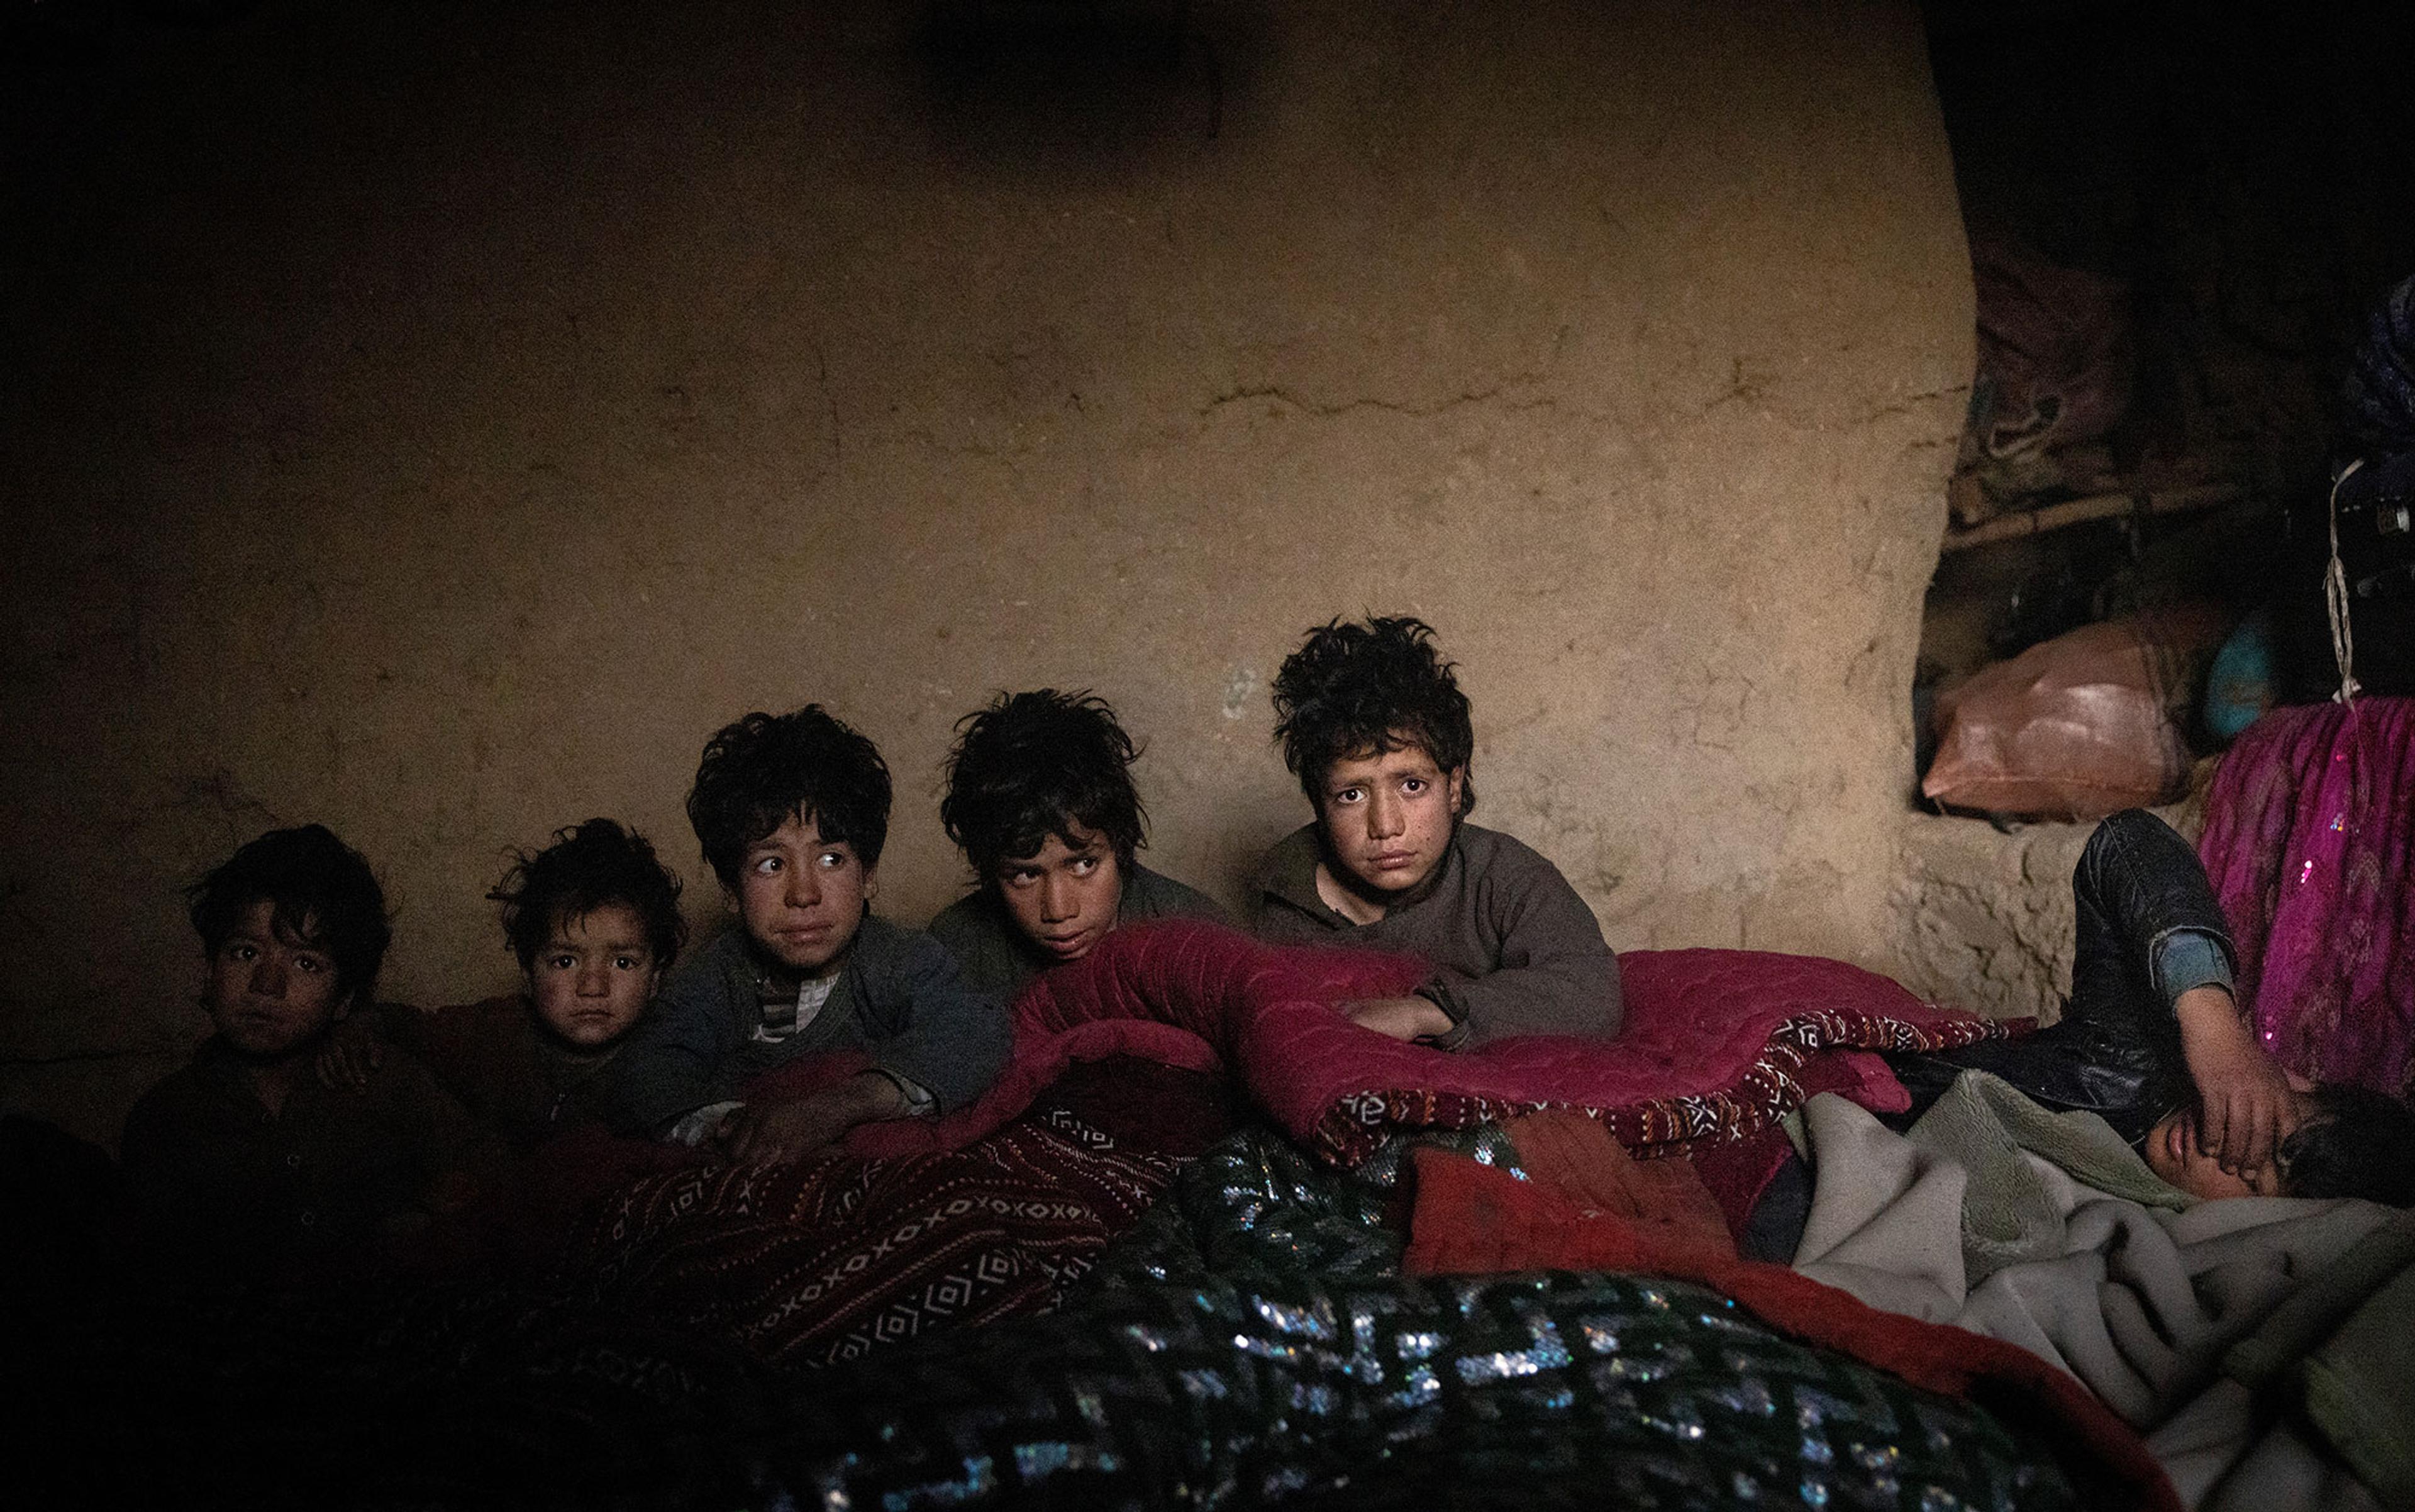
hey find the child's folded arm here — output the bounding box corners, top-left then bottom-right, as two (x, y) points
(857, 931), (1011, 1115)
(1440, 862), (1623, 1045)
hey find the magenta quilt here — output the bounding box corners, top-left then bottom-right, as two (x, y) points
(850, 921), (2004, 1166)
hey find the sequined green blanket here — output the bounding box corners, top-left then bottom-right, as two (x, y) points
(750, 1128), (2085, 1510)
(31, 1126), (2095, 1509)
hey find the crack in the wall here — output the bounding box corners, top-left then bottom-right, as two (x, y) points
(809, 337), (843, 469)
(1850, 383), (1967, 426)
(1699, 355), (1778, 414)
(1197, 325), (1574, 424)
(1194, 375), (1552, 422)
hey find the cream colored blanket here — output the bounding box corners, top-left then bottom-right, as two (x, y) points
(1791, 1082), (2396, 1510)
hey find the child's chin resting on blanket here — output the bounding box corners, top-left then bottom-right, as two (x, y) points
(2145, 1082), (2415, 1204)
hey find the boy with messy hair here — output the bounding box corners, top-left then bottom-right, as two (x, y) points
(334, 818), (688, 1147)
(605, 706), (1009, 1162)
(120, 825), (482, 1289)
(930, 689), (1228, 1001)
(1253, 615), (1623, 1047)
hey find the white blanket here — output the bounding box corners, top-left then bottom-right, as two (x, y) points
(1790, 1090), (2394, 1509)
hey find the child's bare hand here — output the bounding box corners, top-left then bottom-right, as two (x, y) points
(2175, 986), (2300, 1174)
(719, 1097), (847, 1164)
(313, 1020), (383, 1090)
(1345, 996), (1454, 1043)
(719, 1074), (903, 1165)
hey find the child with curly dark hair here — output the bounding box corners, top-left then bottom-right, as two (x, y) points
(930, 689), (1228, 1000)
(330, 818), (689, 1148)
(1253, 616), (1622, 1047)
(604, 706), (1008, 1162)
(121, 825), (483, 1289)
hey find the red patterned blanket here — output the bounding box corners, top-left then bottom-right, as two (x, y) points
(559, 1103), (1186, 1367)
(853, 920), (2004, 1164)
(534, 924), (1999, 1367)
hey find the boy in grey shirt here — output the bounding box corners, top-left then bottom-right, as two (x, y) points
(1252, 616), (1621, 1047)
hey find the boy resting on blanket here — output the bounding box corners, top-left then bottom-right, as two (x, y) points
(326, 818), (688, 1147)
(1884, 808), (2415, 1204)
(604, 705), (1009, 1162)
(1252, 614), (1622, 1047)
(121, 826), (486, 1290)
(930, 689), (1228, 1001)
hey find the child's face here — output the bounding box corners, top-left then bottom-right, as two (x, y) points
(2144, 1106), (2287, 1200)
(735, 810), (874, 976)
(1315, 738), (1466, 898)
(205, 899), (351, 1061)
(994, 823), (1123, 964)
(529, 901), (661, 1049)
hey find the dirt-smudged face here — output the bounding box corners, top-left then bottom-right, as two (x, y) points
(529, 901), (660, 1049)
(995, 823), (1123, 965)
(1316, 740), (1465, 900)
(206, 899), (350, 1060)
(735, 811), (873, 976)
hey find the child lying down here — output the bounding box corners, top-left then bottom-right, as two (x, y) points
(1752, 808), (2415, 1265)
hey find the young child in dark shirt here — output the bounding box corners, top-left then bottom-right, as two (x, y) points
(347, 818), (687, 1148)
(604, 706), (1009, 1162)
(119, 825), (481, 1289)
(929, 689), (1228, 1001)
(1252, 615), (1623, 1047)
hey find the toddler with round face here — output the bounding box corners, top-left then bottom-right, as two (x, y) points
(499, 819), (684, 1059)
(319, 819), (690, 1148)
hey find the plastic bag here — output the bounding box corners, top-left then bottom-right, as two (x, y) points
(1922, 603), (2231, 820)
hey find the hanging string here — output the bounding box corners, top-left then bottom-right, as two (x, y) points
(2326, 458), (2363, 705)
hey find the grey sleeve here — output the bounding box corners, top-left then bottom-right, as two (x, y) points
(858, 931), (1013, 1115)
(600, 945), (740, 1135)
(1426, 862), (1623, 1045)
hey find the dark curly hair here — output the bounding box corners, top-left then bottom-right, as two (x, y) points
(1271, 615), (1476, 811)
(687, 706), (892, 889)
(2277, 1083), (2415, 1206)
(490, 818), (687, 973)
(187, 825), (392, 1003)
(941, 690), (1148, 878)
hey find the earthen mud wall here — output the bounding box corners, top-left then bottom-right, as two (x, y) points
(1, 0), (1973, 1143)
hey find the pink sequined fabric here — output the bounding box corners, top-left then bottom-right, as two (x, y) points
(2198, 698), (2415, 1096)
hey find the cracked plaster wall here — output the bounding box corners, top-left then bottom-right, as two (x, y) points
(0, 0), (1972, 1143)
